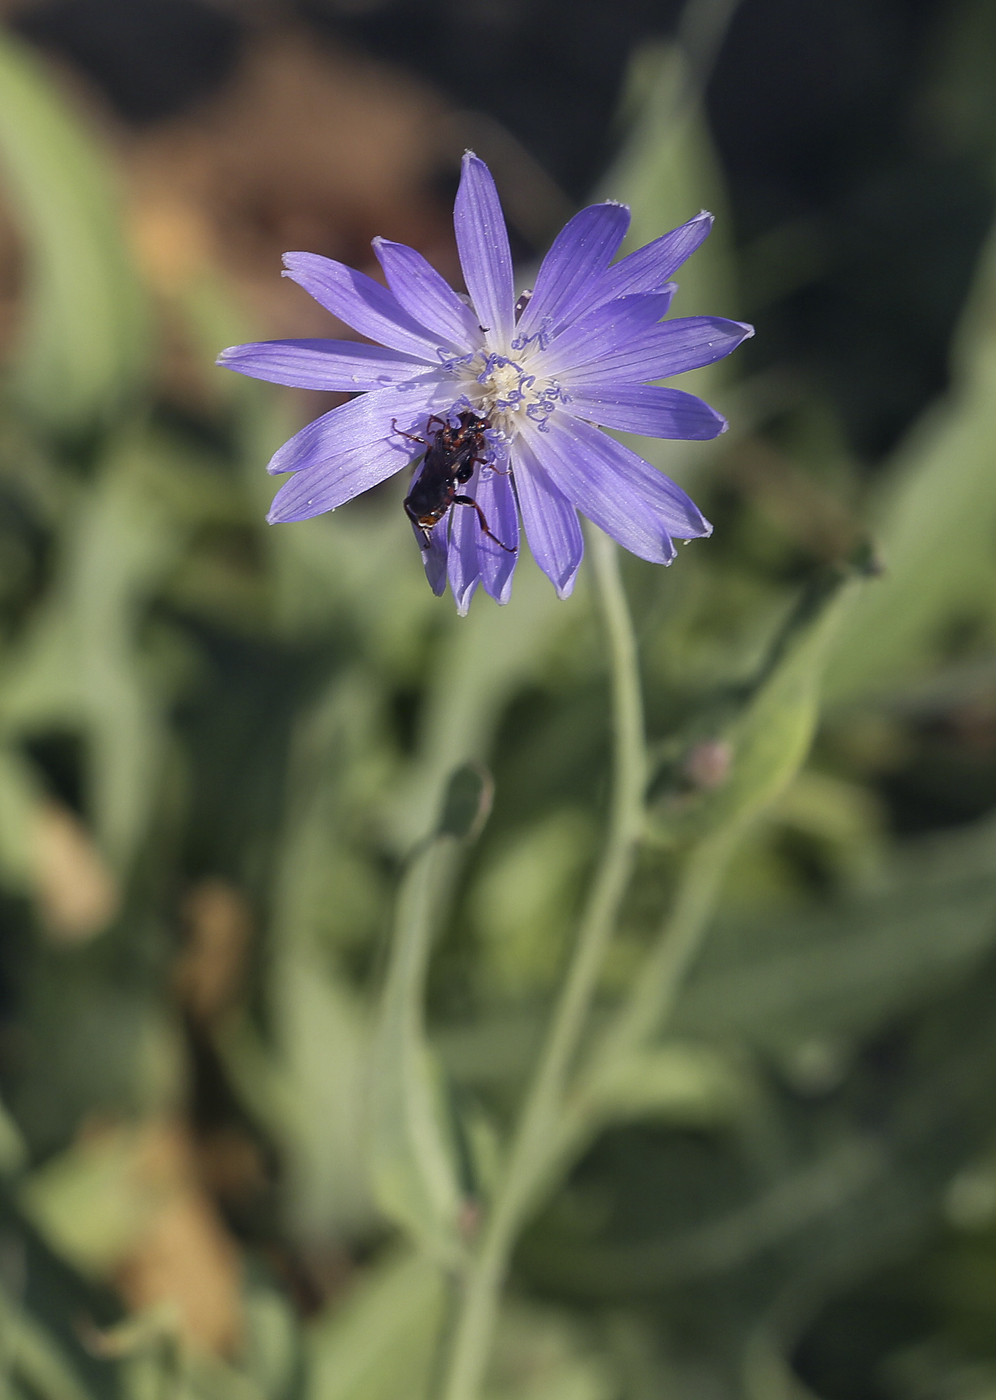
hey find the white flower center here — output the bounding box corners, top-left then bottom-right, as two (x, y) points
(445, 346), (562, 440)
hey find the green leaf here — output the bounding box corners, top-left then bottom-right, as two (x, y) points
(0, 745), (43, 892)
(711, 571), (862, 823)
(0, 30), (150, 437)
(586, 1043), (749, 1129)
(307, 1252), (447, 1400)
(438, 763), (494, 842)
(585, 1047), (750, 1131)
(0, 429), (210, 868)
(370, 839), (465, 1263)
(599, 44), (737, 327)
(0, 1091), (27, 1178)
(826, 218), (996, 701)
(699, 572), (863, 838)
(675, 813), (996, 1053)
(0, 1285), (96, 1400)
(18, 1123), (162, 1277)
(242, 1278), (300, 1399)
(264, 960), (375, 1243)
(485, 1301), (617, 1400)
(384, 556), (576, 850)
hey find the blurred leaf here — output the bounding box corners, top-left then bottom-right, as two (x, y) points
(19, 1124), (156, 1277)
(470, 808), (596, 1001)
(0, 430), (203, 867)
(587, 1043), (748, 1129)
(121, 1346), (271, 1400)
(242, 1279), (300, 1400)
(266, 966), (374, 1243)
(252, 677), (388, 1243)
(0, 28), (149, 437)
(64, 436), (186, 864)
(370, 839), (464, 1263)
(485, 1300), (617, 1400)
(675, 812), (996, 1053)
(0, 1092), (27, 1178)
(307, 1252), (446, 1400)
(827, 217), (996, 702)
(521, 867), (996, 1330)
(217, 957), (375, 1246)
(386, 555), (579, 850)
(767, 769), (886, 889)
(0, 744), (42, 892)
(0, 1283), (96, 1400)
(438, 763), (494, 842)
(600, 43), (737, 327)
(696, 572), (863, 839)
(720, 590), (861, 826)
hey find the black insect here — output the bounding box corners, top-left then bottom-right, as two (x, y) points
(395, 412), (515, 553)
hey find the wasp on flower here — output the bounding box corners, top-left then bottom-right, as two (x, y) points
(218, 152), (753, 614)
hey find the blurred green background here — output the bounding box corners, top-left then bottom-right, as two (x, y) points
(2, 1), (996, 1397)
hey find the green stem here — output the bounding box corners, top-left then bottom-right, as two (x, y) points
(604, 824), (738, 1060)
(557, 824), (741, 1158)
(437, 531), (647, 1400)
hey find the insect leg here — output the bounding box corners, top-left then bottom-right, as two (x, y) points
(392, 417), (429, 446)
(478, 455), (511, 478)
(452, 495), (516, 553)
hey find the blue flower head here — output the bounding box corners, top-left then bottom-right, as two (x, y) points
(218, 153), (753, 614)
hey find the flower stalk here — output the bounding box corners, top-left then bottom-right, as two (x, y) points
(438, 529), (646, 1400)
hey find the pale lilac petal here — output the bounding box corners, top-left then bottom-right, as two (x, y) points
(373, 239), (483, 353)
(218, 339), (432, 391)
(447, 494), (481, 615)
(268, 433), (410, 522)
(563, 212), (714, 323)
(416, 517), (448, 596)
(474, 451), (519, 604)
(240, 154), (742, 610)
(266, 376), (449, 476)
(522, 414), (711, 563)
(282, 252), (452, 358)
(564, 384), (727, 439)
(453, 152), (514, 350)
(537, 294), (674, 379)
(553, 316), (754, 388)
(512, 437), (584, 598)
(514, 202), (631, 342)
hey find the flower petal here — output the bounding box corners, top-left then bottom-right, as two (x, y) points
(512, 437), (584, 598)
(474, 451), (519, 604)
(522, 413), (711, 564)
(554, 316), (754, 388)
(514, 202), (631, 342)
(565, 211), (714, 322)
(537, 294), (675, 379)
(266, 376), (449, 476)
(447, 494), (481, 615)
(268, 434), (409, 523)
(282, 251), (453, 358)
(564, 384), (727, 439)
(453, 152), (515, 351)
(218, 338), (432, 391)
(373, 238), (484, 353)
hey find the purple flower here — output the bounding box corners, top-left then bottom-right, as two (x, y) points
(218, 152), (752, 614)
